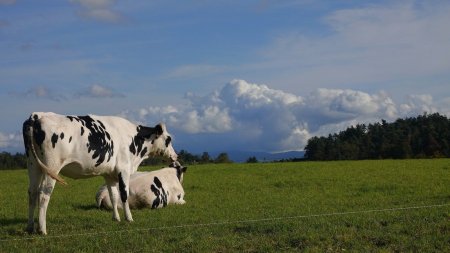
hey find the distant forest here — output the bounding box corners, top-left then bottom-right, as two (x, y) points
(304, 113), (450, 160)
(0, 152), (27, 170)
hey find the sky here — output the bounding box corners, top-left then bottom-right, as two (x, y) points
(1, 0), (449, 154)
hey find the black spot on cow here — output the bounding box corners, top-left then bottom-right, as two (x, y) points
(150, 176), (168, 209)
(176, 168), (185, 181)
(67, 116), (79, 122)
(60, 132), (64, 140)
(118, 173), (127, 203)
(66, 115), (114, 167)
(24, 115), (46, 153)
(22, 117), (33, 157)
(150, 184), (160, 208)
(170, 162), (187, 181)
(51, 133), (58, 148)
(129, 125), (159, 157)
(154, 177), (162, 188)
(33, 121), (46, 148)
(165, 136), (171, 147)
(98, 120), (106, 130)
(140, 147), (147, 158)
(69, 136), (72, 143)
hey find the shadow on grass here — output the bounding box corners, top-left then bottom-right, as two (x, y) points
(0, 217), (27, 226)
(72, 204), (101, 211)
(0, 218), (29, 237)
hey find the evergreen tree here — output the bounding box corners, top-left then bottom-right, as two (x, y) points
(246, 156), (258, 163)
(215, 153), (232, 163)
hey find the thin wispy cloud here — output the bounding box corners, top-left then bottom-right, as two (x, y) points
(165, 64), (229, 80)
(11, 85), (64, 102)
(258, 2), (450, 92)
(0, 20), (10, 28)
(0, 0), (16, 5)
(70, 0), (124, 23)
(12, 84), (124, 102)
(76, 84), (125, 98)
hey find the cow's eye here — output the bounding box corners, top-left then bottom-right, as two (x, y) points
(165, 136), (172, 147)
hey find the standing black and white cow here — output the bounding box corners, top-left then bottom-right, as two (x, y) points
(22, 112), (178, 235)
(96, 161), (187, 210)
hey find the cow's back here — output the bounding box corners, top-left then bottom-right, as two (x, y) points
(30, 112), (137, 178)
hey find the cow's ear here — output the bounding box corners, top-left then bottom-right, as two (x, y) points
(154, 124), (164, 137)
(182, 166), (187, 173)
(137, 125), (155, 139)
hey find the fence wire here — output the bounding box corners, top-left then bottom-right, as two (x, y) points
(1, 203), (449, 242)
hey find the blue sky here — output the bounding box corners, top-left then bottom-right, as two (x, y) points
(1, 0), (449, 154)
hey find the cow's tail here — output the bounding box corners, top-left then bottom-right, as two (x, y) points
(26, 117), (67, 185)
(96, 185), (112, 209)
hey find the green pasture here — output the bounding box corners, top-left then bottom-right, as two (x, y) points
(0, 159), (449, 252)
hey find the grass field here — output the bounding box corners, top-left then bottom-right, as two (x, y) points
(0, 159), (449, 252)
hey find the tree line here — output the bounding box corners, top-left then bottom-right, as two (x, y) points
(0, 152), (27, 170)
(304, 113), (450, 160)
(142, 150), (233, 165)
(0, 150), (235, 170)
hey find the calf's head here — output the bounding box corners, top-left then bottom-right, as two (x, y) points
(169, 161), (187, 183)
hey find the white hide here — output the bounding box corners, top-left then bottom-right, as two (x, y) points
(97, 166), (186, 210)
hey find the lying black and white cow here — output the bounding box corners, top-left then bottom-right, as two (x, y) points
(22, 112), (178, 235)
(96, 161), (187, 210)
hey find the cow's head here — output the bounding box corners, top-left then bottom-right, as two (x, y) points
(134, 123), (178, 161)
(150, 123), (178, 161)
(169, 161), (187, 183)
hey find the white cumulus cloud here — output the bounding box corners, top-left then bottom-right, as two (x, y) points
(124, 79), (449, 153)
(0, 132), (22, 150)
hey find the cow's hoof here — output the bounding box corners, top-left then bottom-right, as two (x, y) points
(126, 218), (134, 222)
(26, 225), (34, 234)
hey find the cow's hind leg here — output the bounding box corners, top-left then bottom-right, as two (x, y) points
(118, 171), (133, 222)
(37, 174), (56, 235)
(106, 179), (121, 222)
(27, 164), (42, 233)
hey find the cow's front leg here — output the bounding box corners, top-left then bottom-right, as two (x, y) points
(118, 172), (133, 222)
(37, 175), (56, 235)
(106, 183), (121, 222)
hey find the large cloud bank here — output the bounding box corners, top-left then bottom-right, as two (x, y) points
(127, 80), (449, 152)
